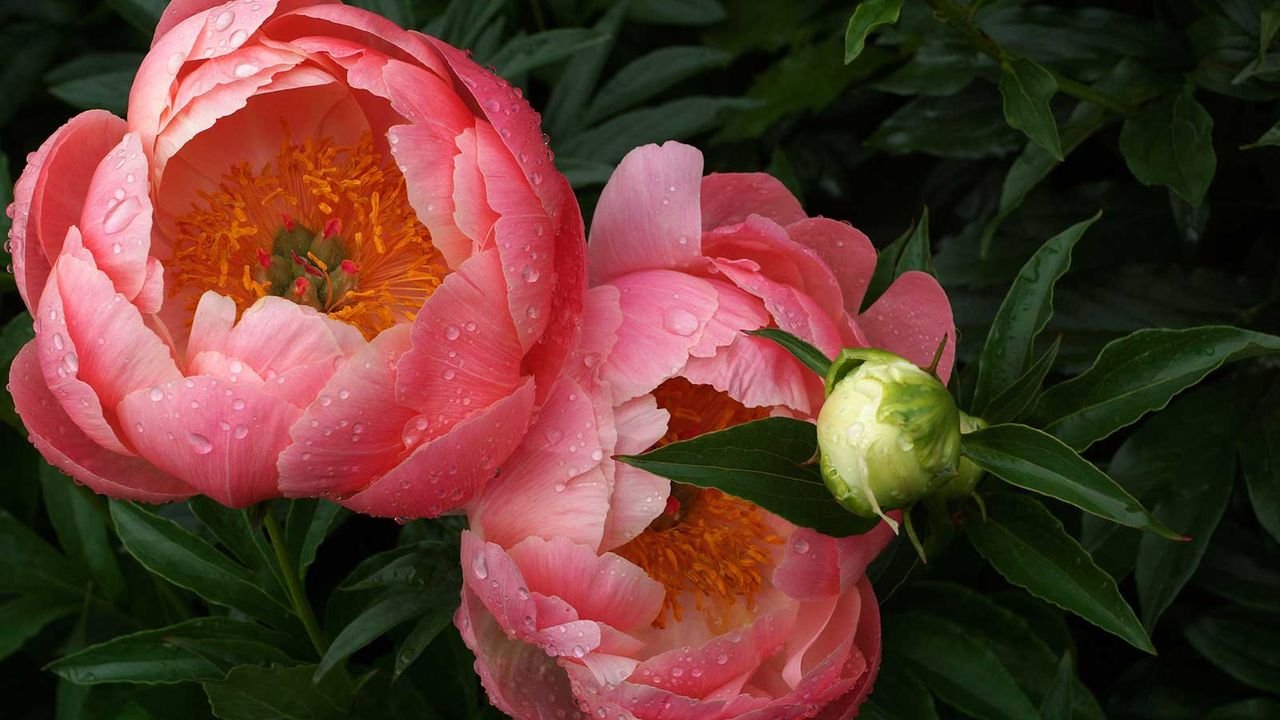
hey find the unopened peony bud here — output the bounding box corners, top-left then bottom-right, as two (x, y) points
(817, 349), (961, 530)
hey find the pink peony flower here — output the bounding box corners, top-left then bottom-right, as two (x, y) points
(456, 142), (955, 719)
(5, 0), (583, 512)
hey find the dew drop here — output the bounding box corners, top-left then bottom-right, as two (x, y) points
(149, 387), (165, 402)
(445, 325), (460, 340)
(662, 309), (698, 337)
(212, 9), (235, 31)
(233, 425), (248, 439)
(189, 433), (214, 454)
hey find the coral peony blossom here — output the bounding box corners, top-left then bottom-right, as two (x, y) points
(456, 142), (956, 719)
(5, 0), (583, 512)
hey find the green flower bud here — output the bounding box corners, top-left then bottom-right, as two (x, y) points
(816, 349), (961, 530)
(938, 411), (988, 500)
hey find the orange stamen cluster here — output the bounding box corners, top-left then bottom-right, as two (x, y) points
(616, 379), (781, 629)
(170, 134), (448, 338)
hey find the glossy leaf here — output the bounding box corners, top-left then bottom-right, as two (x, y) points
(868, 87), (1024, 160)
(560, 96), (757, 164)
(973, 213), (1099, 414)
(1120, 86), (1216, 206)
(999, 57), (1062, 160)
(884, 613), (1039, 720)
(617, 417), (880, 537)
(586, 46), (731, 123)
(39, 463), (127, 603)
(393, 603), (455, 680)
(203, 664), (353, 720)
(435, 0), (504, 49)
(0, 508), (81, 599)
(967, 493), (1154, 653)
(490, 29), (608, 78)
(747, 328), (831, 377)
(47, 618), (297, 684)
(0, 595), (78, 662)
(1186, 607), (1280, 693)
(863, 208), (932, 312)
(983, 336), (1060, 425)
(284, 499), (347, 577)
(1033, 326), (1280, 450)
(110, 501), (297, 631)
(961, 423), (1179, 539)
(844, 0), (903, 63)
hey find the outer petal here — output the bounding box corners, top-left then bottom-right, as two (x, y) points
(701, 173), (806, 231)
(599, 395), (671, 550)
(277, 324), (415, 497)
(857, 271), (956, 383)
(13, 110), (126, 308)
(9, 344), (193, 502)
(117, 376), (300, 506)
(78, 133), (153, 300)
(340, 378), (535, 517)
(588, 142), (704, 284)
(785, 218), (877, 319)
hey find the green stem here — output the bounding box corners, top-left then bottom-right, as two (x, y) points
(264, 507), (328, 657)
(925, 0), (1135, 115)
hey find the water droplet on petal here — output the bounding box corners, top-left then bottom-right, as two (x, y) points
(189, 433), (213, 454)
(663, 309), (698, 337)
(213, 9), (235, 31)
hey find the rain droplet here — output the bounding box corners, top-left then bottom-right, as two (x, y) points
(102, 196), (141, 234)
(233, 61), (257, 78)
(233, 425), (248, 439)
(149, 387), (165, 401)
(473, 553), (489, 579)
(189, 433), (213, 454)
(445, 325), (460, 340)
(520, 265), (539, 283)
(663, 309), (698, 337)
(213, 9), (235, 31)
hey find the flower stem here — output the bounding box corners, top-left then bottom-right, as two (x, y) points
(263, 506), (328, 657)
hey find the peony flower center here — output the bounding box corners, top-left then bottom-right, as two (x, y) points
(170, 134), (448, 338)
(616, 378), (781, 630)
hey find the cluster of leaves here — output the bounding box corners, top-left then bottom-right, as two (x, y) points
(1, 0), (1278, 719)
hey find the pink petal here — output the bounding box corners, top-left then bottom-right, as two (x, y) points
(278, 324), (416, 497)
(773, 528), (841, 601)
(785, 218), (877, 320)
(634, 609), (794, 700)
(600, 396), (671, 550)
(389, 120), (471, 268)
(460, 532), (542, 639)
(134, 258), (167, 315)
(340, 378), (535, 517)
(9, 344), (193, 502)
(521, 191), (588, 406)
(117, 375), (300, 506)
(507, 535), (664, 632)
(701, 173), (806, 230)
(588, 142), (704, 284)
(78, 133), (153, 300)
(468, 377), (612, 550)
(857, 270), (956, 383)
(208, 297), (350, 403)
(811, 581), (882, 720)
(709, 256), (845, 358)
(450, 127), (497, 248)
(395, 250), (524, 434)
(37, 240), (183, 454)
(186, 291), (237, 362)
(14, 111), (125, 308)
(680, 334), (820, 415)
(599, 270), (726, 403)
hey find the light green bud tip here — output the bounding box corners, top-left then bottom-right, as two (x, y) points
(938, 411), (988, 500)
(816, 349), (961, 531)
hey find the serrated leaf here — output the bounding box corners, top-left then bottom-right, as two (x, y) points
(1186, 607), (1280, 693)
(747, 328), (831, 376)
(973, 214), (1098, 414)
(204, 664), (353, 720)
(962, 423), (1179, 539)
(999, 57), (1062, 159)
(844, 0), (903, 63)
(1120, 86), (1216, 206)
(40, 463), (127, 603)
(0, 595), (78, 661)
(111, 501), (297, 631)
(618, 417), (880, 537)
(884, 613), (1039, 720)
(967, 493), (1154, 653)
(490, 29), (608, 78)
(983, 336), (1060, 425)
(1239, 383), (1280, 543)
(1033, 326), (1280, 450)
(47, 618), (298, 684)
(586, 46), (730, 123)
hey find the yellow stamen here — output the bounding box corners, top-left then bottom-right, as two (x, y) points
(616, 379), (782, 629)
(170, 134), (448, 338)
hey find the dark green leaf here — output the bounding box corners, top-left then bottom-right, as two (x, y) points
(543, 1), (627, 139)
(203, 664), (353, 720)
(560, 96), (757, 165)
(347, 0), (412, 27)
(844, 0), (903, 63)
(974, 213), (1098, 413)
(961, 423), (1178, 538)
(284, 499), (347, 577)
(0, 508), (82, 599)
(337, 541), (456, 592)
(44, 53), (142, 116)
(554, 157), (616, 188)
(983, 336), (1060, 424)
(863, 209), (932, 312)
(188, 499), (281, 593)
(967, 493), (1153, 653)
(1206, 699), (1280, 720)
(0, 24), (60, 127)
(1034, 326), (1280, 450)
(884, 613), (1039, 720)
(999, 57), (1062, 160)
(1040, 654), (1075, 720)
(110, 501), (296, 630)
(1119, 86), (1216, 206)
(618, 417), (879, 537)
(40, 463), (127, 603)
(747, 328), (831, 376)
(1239, 383), (1280, 543)
(490, 29), (608, 78)
(1242, 121), (1280, 149)
(861, 661), (939, 720)
(1195, 520), (1280, 611)
(435, 0), (505, 49)
(1186, 607), (1280, 693)
(47, 618), (297, 684)
(627, 0), (725, 26)
(868, 86), (1024, 160)
(586, 46), (730, 123)
(105, 0), (165, 34)
(0, 595), (78, 661)
(392, 603), (455, 680)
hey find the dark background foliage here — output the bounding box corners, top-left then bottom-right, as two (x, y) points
(0, 1), (1277, 718)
